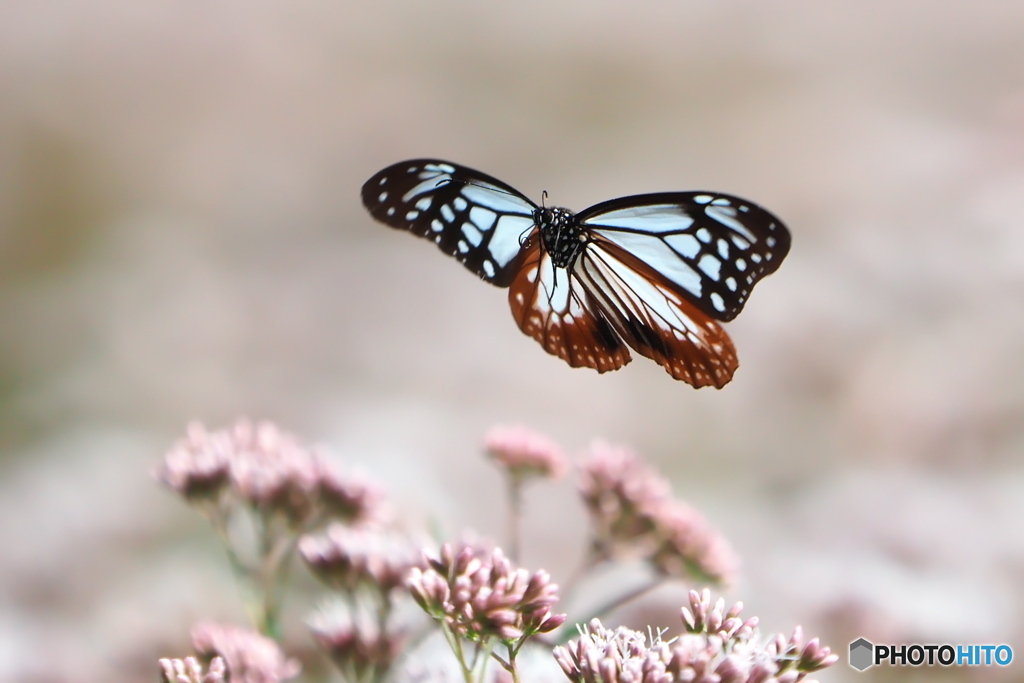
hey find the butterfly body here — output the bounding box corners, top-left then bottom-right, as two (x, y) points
(536, 206), (585, 269)
(362, 159), (790, 388)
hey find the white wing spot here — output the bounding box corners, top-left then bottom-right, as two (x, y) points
(415, 197), (432, 211)
(698, 254), (721, 280)
(725, 276), (737, 291)
(431, 219), (443, 232)
(596, 230), (702, 296)
(378, 191), (388, 202)
(470, 206), (497, 231)
(425, 162), (455, 173)
(454, 196), (468, 212)
(386, 207), (395, 217)
(735, 257), (746, 271)
(483, 260), (496, 278)
(440, 204), (455, 223)
(707, 205), (756, 241)
(711, 198), (731, 206)
(665, 233), (700, 258)
(767, 236), (777, 247)
(491, 215), (534, 267)
(462, 222), (483, 247)
(711, 292), (725, 312)
(378, 177), (388, 186)
(457, 240), (469, 254)
(751, 253), (763, 264)
(696, 227), (712, 243)
(717, 239), (729, 259)
(732, 235), (751, 250)
(693, 195), (713, 204)
(403, 178), (442, 200)
(462, 184), (535, 214)
(405, 210), (420, 221)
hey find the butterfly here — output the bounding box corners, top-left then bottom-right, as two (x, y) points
(361, 159), (790, 388)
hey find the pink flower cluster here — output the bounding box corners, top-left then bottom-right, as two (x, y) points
(554, 590), (837, 683)
(407, 543), (567, 642)
(190, 622), (301, 683)
(309, 611), (403, 681)
(156, 419), (381, 527)
(159, 656), (226, 683)
(484, 424), (569, 480)
(578, 441), (736, 585)
(300, 525), (420, 594)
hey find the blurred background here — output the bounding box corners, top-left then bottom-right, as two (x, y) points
(2, 1), (1023, 681)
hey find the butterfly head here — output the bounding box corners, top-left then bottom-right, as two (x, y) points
(535, 206), (584, 269)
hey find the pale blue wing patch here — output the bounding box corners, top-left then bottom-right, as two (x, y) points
(588, 227), (705, 300)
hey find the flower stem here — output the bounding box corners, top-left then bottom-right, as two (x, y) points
(506, 477), (523, 563)
(506, 642), (521, 683)
(447, 628), (476, 683)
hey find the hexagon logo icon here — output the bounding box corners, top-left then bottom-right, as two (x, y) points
(849, 638), (874, 671)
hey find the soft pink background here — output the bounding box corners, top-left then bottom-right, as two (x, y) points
(2, 2), (1023, 681)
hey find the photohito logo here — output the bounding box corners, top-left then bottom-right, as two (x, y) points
(849, 638), (1013, 671)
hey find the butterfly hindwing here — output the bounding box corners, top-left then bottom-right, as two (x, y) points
(576, 241), (738, 387)
(508, 241), (631, 374)
(361, 159), (538, 286)
(579, 192), (789, 321)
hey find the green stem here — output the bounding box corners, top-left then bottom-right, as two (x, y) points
(506, 642), (521, 683)
(506, 477), (523, 563)
(450, 632), (475, 683)
(489, 642), (520, 682)
(254, 512), (279, 637)
(372, 592), (395, 683)
(208, 506), (267, 631)
(471, 639), (492, 683)
(260, 531), (302, 640)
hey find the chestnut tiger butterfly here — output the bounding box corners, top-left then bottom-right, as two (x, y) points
(361, 159), (790, 388)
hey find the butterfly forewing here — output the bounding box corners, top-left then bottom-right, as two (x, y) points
(579, 192), (790, 322)
(361, 159), (538, 286)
